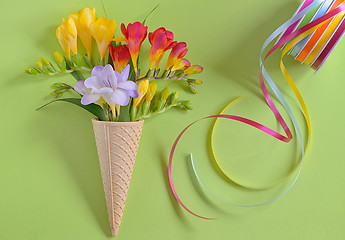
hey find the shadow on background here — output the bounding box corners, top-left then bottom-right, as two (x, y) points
(32, 107), (112, 237)
(158, 147), (194, 227)
(210, 2), (307, 103)
(185, 154), (226, 214)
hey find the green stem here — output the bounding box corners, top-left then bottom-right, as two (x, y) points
(31, 67), (92, 76)
(135, 103), (180, 120)
(136, 75), (187, 81)
(130, 106), (137, 122)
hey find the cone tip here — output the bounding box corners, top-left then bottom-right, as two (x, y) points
(111, 227), (119, 237)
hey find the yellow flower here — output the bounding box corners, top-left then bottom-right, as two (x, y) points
(90, 17), (116, 59)
(56, 16), (78, 59)
(145, 81), (157, 103)
(132, 79), (149, 109)
(71, 7), (96, 58)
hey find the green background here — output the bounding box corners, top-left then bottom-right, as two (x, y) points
(1, 0), (345, 239)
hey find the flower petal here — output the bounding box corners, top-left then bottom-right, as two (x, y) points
(110, 89), (130, 106)
(121, 23), (128, 39)
(100, 64), (117, 87)
(112, 36), (127, 42)
(81, 93), (100, 105)
(127, 89), (139, 98)
(120, 64), (130, 80)
(117, 81), (137, 91)
(109, 45), (131, 73)
(74, 80), (90, 95)
(84, 76), (104, 90)
(91, 65), (104, 76)
(91, 87), (113, 95)
(101, 93), (115, 106)
(114, 71), (123, 83)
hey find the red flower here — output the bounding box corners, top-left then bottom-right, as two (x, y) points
(109, 44), (131, 73)
(166, 42), (188, 70)
(148, 27), (177, 69)
(121, 22), (148, 71)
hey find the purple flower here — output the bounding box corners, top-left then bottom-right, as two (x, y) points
(74, 64), (138, 106)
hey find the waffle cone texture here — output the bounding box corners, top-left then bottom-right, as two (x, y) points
(92, 119), (144, 237)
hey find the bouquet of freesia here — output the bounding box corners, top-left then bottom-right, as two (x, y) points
(26, 6), (203, 237)
(27, 7), (203, 122)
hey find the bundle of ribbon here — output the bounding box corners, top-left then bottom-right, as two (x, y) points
(168, 0), (345, 219)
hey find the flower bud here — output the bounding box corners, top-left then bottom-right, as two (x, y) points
(161, 87), (170, 102)
(36, 61), (43, 69)
(155, 99), (164, 111)
(184, 65), (203, 76)
(188, 84), (197, 94)
(171, 91), (179, 104)
(180, 100), (193, 110)
(194, 79), (203, 85)
(26, 67), (38, 75)
(133, 79), (149, 109)
(40, 57), (51, 66)
(145, 81), (157, 103)
(54, 51), (64, 64)
(141, 100), (149, 115)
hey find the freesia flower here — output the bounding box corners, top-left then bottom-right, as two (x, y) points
(74, 80), (102, 106)
(109, 44), (131, 73)
(74, 64), (138, 106)
(132, 79), (149, 109)
(56, 16), (78, 59)
(184, 65), (203, 76)
(71, 7), (96, 58)
(148, 27), (177, 70)
(90, 17), (116, 59)
(171, 58), (190, 71)
(165, 42), (188, 70)
(119, 22), (148, 72)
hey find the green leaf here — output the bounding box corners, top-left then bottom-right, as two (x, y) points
(36, 98), (107, 121)
(118, 105), (130, 122)
(101, 0), (108, 19)
(71, 70), (85, 80)
(142, 4), (159, 25)
(83, 55), (93, 69)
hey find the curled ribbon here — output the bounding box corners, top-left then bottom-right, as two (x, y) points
(168, 0), (345, 219)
